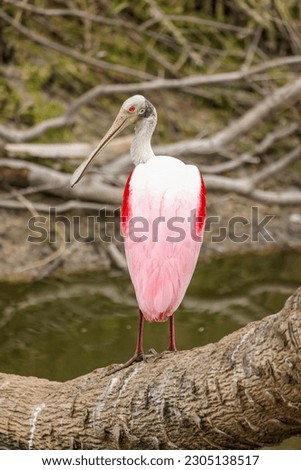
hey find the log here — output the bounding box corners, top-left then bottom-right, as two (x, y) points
(2, 151), (301, 207)
(0, 158), (123, 205)
(4, 135), (132, 163)
(0, 288), (300, 450)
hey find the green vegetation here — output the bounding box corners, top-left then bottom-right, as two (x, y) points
(1, 0), (301, 145)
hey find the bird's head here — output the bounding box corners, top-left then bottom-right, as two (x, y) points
(71, 95), (154, 187)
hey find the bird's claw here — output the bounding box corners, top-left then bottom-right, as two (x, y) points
(122, 351), (144, 368)
(120, 349), (159, 369)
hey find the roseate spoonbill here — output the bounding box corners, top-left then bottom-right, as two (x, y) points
(71, 95), (206, 361)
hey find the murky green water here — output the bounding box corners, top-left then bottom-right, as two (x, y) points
(0, 250), (300, 449)
(0, 250), (300, 380)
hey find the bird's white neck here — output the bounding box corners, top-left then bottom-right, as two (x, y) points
(131, 114), (157, 166)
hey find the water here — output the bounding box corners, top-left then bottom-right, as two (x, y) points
(0, 249), (300, 448)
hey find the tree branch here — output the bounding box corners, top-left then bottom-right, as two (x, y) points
(145, 0), (203, 67)
(250, 145), (301, 184)
(0, 199), (115, 213)
(159, 14), (253, 34)
(4, 135), (132, 163)
(1, 58), (301, 142)
(3, 0), (132, 29)
(0, 158), (123, 204)
(0, 287), (300, 450)
(160, 75), (301, 156)
(203, 145), (301, 203)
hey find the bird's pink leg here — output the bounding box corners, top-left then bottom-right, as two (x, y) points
(168, 314), (177, 351)
(134, 310), (144, 356)
(119, 310), (144, 368)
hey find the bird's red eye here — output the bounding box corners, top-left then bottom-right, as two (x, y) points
(128, 105), (136, 112)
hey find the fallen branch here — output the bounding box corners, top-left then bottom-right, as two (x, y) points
(0, 287), (300, 449)
(0, 158), (123, 204)
(250, 145), (301, 184)
(0, 199), (116, 213)
(0, 10), (153, 81)
(6, 121), (296, 176)
(1, 147), (301, 206)
(158, 76), (301, 156)
(204, 145), (301, 205)
(1, 59), (301, 142)
(101, 76), (301, 175)
(101, 145), (301, 206)
(3, 140), (259, 175)
(4, 135), (132, 163)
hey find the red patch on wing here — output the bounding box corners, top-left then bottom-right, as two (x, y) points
(196, 173), (206, 236)
(121, 169), (134, 236)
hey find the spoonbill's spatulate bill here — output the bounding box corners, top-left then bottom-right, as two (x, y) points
(71, 95), (206, 360)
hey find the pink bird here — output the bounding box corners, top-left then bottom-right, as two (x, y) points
(71, 95), (206, 361)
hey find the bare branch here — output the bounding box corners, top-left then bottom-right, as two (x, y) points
(5, 142), (94, 159)
(0, 199), (115, 213)
(145, 0), (203, 66)
(2, 183), (64, 199)
(203, 146), (301, 204)
(0, 158), (123, 204)
(250, 145), (301, 185)
(255, 122), (300, 155)
(1, 154), (301, 207)
(198, 155), (259, 175)
(204, 122), (300, 175)
(1, 57), (301, 143)
(103, 76), (301, 174)
(242, 188), (301, 205)
(3, 0), (131, 29)
(242, 27), (263, 70)
(128, 29), (181, 77)
(165, 14), (253, 34)
(204, 176), (301, 206)
(175, 76), (301, 156)
(4, 136), (132, 162)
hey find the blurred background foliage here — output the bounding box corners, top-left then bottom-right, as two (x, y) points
(1, 0), (301, 146)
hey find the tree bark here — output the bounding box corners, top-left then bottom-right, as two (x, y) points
(0, 288), (300, 450)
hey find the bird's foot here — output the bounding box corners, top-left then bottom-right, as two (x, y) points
(106, 352), (144, 376)
(122, 351), (145, 368)
(102, 352), (145, 377)
(118, 349), (159, 369)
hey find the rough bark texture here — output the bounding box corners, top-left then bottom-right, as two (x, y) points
(0, 288), (301, 450)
